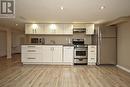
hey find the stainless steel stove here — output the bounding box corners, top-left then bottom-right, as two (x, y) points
(73, 39), (88, 65)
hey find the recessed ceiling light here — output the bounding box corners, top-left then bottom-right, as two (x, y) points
(100, 6), (105, 10)
(60, 6), (64, 10)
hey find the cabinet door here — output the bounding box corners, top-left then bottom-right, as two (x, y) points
(63, 46), (74, 63)
(35, 24), (44, 34)
(44, 24), (64, 34)
(44, 24), (56, 34)
(73, 24), (86, 28)
(88, 45), (97, 62)
(64, 24), (73, 35)
(25, 24), (43, 34)
(22, 53), (42, 62)
(86, 24), (95, 35)
(25, 24), (34, 34)
(42, 46), (53, 63)
(53, 46), (63, 63)
(55, 24), (64, 34)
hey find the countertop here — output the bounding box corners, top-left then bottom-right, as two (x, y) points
(22, 43), (74, 46)
(22, 43), (95, 46)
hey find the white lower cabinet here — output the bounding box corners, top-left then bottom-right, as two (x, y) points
(42, 45), (63, 63)
(22, 53), (42, 62)
(63, 46), (74, 65)
(21, 45), (74, 65)
(42, 46), (53, 63)
(88, 45), (97, 65)
(21, 45), (43, 63)
(52, 46), (63, 63)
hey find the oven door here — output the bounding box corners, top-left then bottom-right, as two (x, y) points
(74, 47), (87, 59)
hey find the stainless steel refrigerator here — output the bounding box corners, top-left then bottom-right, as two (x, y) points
(94, 25), (117, 65)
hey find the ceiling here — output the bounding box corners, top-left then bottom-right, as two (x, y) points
(0, 0), (130, 30)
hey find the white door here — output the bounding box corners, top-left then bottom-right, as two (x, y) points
(86, 24), (95, 35)
(25, 24), (34, 34)
(53, 46), (63, 63)
(42, 46), (53, 63)
(55, 24), (64, 34)
(44, 24), (54, 34)
(64, 24), (73, 34)
(88, 45), (97, 62)
(35, 24), (44, 34)
(63, 46), (73, 63)
(25, 24), (43, 34)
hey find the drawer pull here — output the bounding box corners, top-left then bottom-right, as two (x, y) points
(28, 46), (35, 47)
(91, 58), (95, 59)
(90, 51), (95, 52)
(27, 50), (36, 52)
(27, 58), (36, 59)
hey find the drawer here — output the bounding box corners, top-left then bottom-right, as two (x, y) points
(88, 57), (96, 62)
(74, 59), (87, 64)
(21, 53), (42, 62)
(88, 52), (96, 57)
(22, 46), (42, 53)
(88, 46), (96, 52)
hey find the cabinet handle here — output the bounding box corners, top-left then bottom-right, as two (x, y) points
(27, 50), (36, 52)
(50, 47), (54, 51)
(90, 51), (95, 52)
(27, 58), (36, 59)
(33, 29), (35, 34)
(91, 58), (95, 59)
(28, 46), (35, 48)
(35, 29), (37, 33)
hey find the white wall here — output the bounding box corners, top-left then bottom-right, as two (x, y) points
(0, 27), (25, 57)
(12, 32), (25, 54)
(117, 18), (130, 70)
(0, 31), (7, 57)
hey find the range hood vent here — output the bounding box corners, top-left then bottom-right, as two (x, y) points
(73, 28), (86, 33)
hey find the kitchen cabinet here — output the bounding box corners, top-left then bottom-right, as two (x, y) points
(21, 45), (43, 63)
(86, 24), (95, 35)
(22, 45), (63, 64)
(44, 24), (73, 35)
(25, 24), (44, 34)
(63, 24), (73, 35)
(53, 46), (63, 63)
(42, 46), (53, 63)
(63, 46), (74, 65)
(44, 24), (64, 34)
(25, 24), (73, 35)
(88, 45), (97, 65)
(42, 45), (63, 63)
(73, 24), (86, 28)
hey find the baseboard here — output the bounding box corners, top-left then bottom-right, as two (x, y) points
(0, 53), (21, 58)
(116, 65), (130, 73)
(22, 62), (73, 65)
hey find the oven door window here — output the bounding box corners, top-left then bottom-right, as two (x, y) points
(76, 51), (86, 56)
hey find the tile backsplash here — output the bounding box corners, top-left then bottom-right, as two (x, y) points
(26, 33), (92, 44)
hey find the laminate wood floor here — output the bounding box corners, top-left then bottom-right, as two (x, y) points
(0, 54), (130, 87)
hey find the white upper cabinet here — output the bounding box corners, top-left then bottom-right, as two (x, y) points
(44, 24), (64, 34)
(25, 23), (94, 35)
(73, 24), (86, 28)
(55, 24), (64, 34)
(63, 24), (73, 35)
(44, 24), (73, 35)
(25, 24), (44, 34)
(86, 24), (95, 35)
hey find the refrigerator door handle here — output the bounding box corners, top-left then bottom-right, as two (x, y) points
(98, 29), (102, 65)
